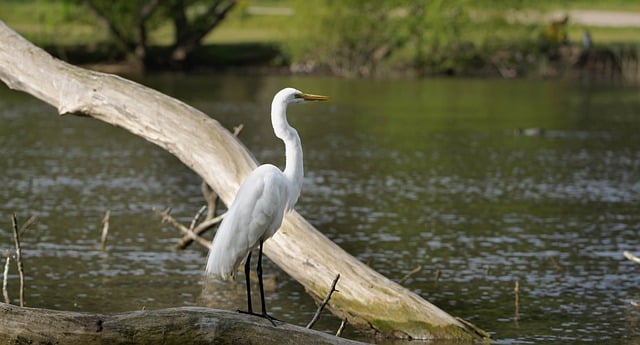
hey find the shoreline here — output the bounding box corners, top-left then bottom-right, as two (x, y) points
(62, 43), (639, 83)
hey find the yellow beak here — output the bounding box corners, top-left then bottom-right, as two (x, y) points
(299, 93), (329, 101)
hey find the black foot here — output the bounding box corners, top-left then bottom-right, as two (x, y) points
(238, 310), (279, 326)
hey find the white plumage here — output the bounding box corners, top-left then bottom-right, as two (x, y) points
(205, 164), (288, 280)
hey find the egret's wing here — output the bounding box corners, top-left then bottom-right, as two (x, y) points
(205, 165), (288, 280)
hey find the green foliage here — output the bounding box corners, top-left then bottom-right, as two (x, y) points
(285, 0), (544, 76)
(0, 0), (104, 45)
(88, 0), (164, 46)
(286, 0), (413, 76)
(51, 0), (241, 65)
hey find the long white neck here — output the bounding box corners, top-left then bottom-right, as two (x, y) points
(271, 97), (303, 209)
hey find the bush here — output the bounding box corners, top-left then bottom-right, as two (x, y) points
(284, 0), (539, 77)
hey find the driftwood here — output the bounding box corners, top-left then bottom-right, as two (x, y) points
(0, 303), (367, 345)
(0, 21), (488, 341)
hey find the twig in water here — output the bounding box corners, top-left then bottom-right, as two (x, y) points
(101, 210), (110, 252)
(456, 317), (492, 339)
(175, 189), (221, 249)
(306, 273), (340, 329)
(11, 213), (24, 307)
(514, 280), (520, 322)
(2, 254), (10, 304)
(398, 265), (422, 284)
(189, 205), (208, 232)
(17, 215), (36, 237)
(335, 319), (348, 337)
(434, 269), (441, 287)
(173, 212), (225, 250)
(624, 251), (640, 265)
(154, 208), (212, 250)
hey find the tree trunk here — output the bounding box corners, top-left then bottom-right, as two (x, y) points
(0, 303), (366, 345)
(0, 21), (488, 341)
(170, 0), (237, 64)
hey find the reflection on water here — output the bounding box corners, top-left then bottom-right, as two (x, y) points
(1, 75), (639, 344)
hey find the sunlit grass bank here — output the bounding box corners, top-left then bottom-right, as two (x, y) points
(1, 1), (638, 77)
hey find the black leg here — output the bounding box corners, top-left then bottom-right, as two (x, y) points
(257, 241), (267, 315)
(257, 241), (277, 326)
(244, 251), (253, 314)
(238, 243), (277, 326)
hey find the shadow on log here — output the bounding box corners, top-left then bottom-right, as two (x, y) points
(0, 303), (367, 345)
(0, 21), (488, 341)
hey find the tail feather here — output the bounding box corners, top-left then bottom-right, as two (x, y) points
(204, 214), (248, 281)
(205, 243), (239, 281)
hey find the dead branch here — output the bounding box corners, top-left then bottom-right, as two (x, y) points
(100, 210), (110, 252)
(514, 280), (520, 322)
(189, 205), (208, 232)
(10, 214), (24, 307)
(2, 255), (9, 304)
(17, 215), (36, 237)
(398, 265), (422, 284)
(154, 208), (212, 250)
(173, 212), (226, 251)
(307, 274), (340, 329)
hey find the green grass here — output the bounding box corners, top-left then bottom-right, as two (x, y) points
(0, 1), (295, 47)
(0, 1), (637, 55)
(568, 26), (640, 45)
(0, 1), (109, 46)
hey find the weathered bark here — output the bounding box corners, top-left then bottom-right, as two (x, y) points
(0, 303), (366, 345)
(0, 21), (488, 341)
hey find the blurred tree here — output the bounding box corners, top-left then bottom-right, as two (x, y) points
(288, 0), (411, 77)
(287, 0), (531, 77)
(67, 0), (239, 67)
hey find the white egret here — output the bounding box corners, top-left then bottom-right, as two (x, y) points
(205, 87), (328, 323)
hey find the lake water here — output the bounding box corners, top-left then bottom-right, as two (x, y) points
(0, 74), (639, 344)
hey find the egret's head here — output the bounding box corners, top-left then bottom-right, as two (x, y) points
(276, 87), (329, 105)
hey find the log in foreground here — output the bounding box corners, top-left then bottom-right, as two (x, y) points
(0, 303), (366, 345)
(0, 21), (488, 341)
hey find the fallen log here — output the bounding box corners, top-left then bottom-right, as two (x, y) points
(0, 21), (488, 341)
(0, 303), (366, 345)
